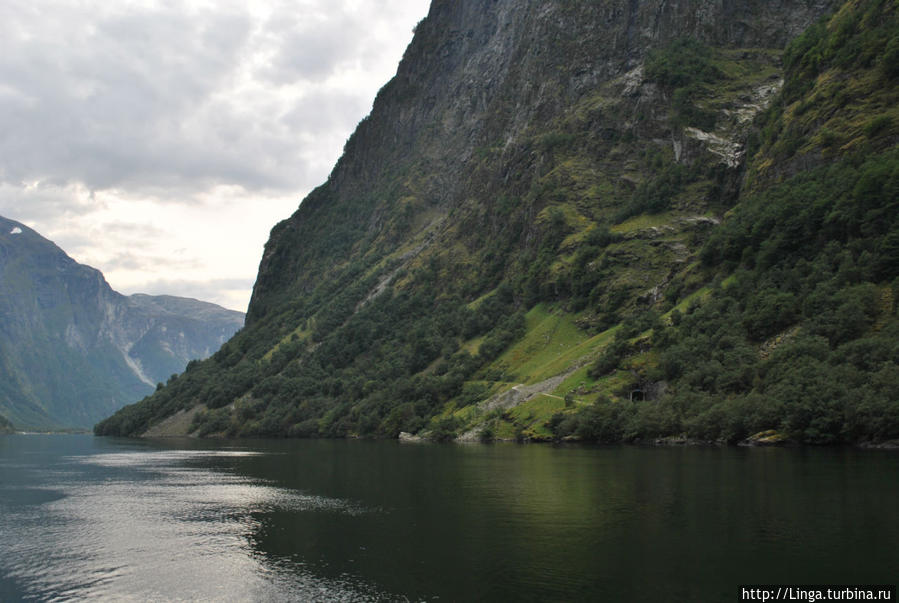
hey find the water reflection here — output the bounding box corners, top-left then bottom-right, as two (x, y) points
(1, 436), (897, 602)
(0, 438), (388, 601)
(239, 441), (899, 602)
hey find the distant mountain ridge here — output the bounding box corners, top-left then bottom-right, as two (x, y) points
(0, 216), (244, 429)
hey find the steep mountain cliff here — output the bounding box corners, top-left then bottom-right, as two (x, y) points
(0, 216), (244, 429)
(97, 0), (898, 444)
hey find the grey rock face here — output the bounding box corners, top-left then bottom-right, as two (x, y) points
(249, 0), (838, 322)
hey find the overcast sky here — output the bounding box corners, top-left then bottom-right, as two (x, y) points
(0, 0), (430, 311)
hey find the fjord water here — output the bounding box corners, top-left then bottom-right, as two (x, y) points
(1, 436), (896, 601)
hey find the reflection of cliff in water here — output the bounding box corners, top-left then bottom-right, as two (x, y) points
(242, 439), (899, 601)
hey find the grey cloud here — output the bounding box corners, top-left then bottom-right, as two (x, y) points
(0, 2), (288, 195)
(98, 221), (167, 239)
(259, 0), (428, 85)
(281, 91), (368, 135)
(261, 8), (366, 84)
(0, 182), (102, 224)
(0, 0), (428, 202)
(52, 221), (170, 256)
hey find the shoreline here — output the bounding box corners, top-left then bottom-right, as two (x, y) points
(12, 429), (893, 450)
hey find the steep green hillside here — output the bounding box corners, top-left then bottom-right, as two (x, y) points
(542, 0), (899, 445)
(0, 413), (13, 434)
(97, 0), (896, 445)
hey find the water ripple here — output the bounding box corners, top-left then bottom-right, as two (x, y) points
(0, 447), (387, 601)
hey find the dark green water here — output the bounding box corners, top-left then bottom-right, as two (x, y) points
(0, 435), (896, 601)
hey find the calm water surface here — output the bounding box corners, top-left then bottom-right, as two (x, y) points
(0, 435), (896, 601)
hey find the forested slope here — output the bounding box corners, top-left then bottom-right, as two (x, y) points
(96, 0), (897, 445)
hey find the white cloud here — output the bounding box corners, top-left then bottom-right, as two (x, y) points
(0, 0), (430, 311)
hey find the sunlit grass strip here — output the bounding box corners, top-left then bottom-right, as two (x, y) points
(485, 304), (618, 385)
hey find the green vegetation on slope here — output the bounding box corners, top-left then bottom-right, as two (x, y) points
(645, 37), (724, 130)
(0, 413), (13, 434)
(557, 151), (899, 444)
(753, 0), (899, 175)
(97, 286), (525, 438)
(553, 0), (899, 445)
(96, 0), (897, 446)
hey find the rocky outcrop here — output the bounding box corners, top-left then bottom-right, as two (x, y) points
(740, 430), (795, 446)
(478, 374), (570, 413)
(141, 405), (206, 438)
(249, 0), (837, 322)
